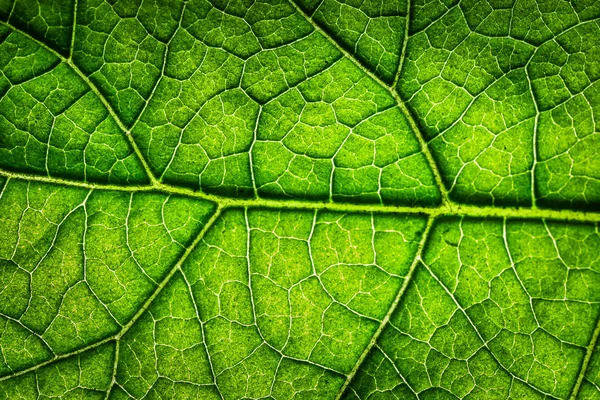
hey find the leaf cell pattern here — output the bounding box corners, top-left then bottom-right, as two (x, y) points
(398, 0), (600, 208)
(0, 0), (599, 399)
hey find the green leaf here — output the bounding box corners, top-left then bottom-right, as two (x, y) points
(0, 0), (599, 399)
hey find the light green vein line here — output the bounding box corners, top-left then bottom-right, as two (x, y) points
(115, 206), (223, 339)
(0, 20), (160, 187)
(0, 336), (116, 383)
(2, 169), (600, 223)
(105, 340), (120, 400)
(570, 311), (600, 400)
(525, 46), (541, 209)
(335, 215), (436, 399)
(68, 0), (78, 59)
(288, 0), (451, 206)
(0, 206), (223, 384)
(181, 271), (224, 400)
(392, 0), (411, 89)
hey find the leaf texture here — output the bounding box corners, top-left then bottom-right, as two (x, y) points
(0, 0), (599, 399)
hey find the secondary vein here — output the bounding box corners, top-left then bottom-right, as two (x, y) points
(0, 205), (224, 385)
(570, 311), (600, 400)
(0, 20), (160, 187)
(288, 0), (451, 206)
(334, 216), (436, 399)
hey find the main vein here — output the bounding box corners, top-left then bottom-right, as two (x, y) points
(2, 169), (599, 223)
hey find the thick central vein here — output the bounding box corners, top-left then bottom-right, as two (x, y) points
(1, 169), (599, 223)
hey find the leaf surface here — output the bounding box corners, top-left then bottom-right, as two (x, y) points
(0, 0), (599, 399)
